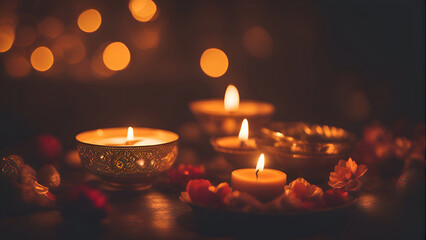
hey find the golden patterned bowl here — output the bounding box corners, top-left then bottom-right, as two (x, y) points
(257, 122), (355, 183)
(76, 127), (179, 190)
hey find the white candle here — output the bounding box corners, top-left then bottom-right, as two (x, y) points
(231, 154), (287, 202)
(76, 127), (177, 146)
(92, 137), (165, 146)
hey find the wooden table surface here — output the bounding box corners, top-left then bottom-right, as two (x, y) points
(0, 156), (424, 240)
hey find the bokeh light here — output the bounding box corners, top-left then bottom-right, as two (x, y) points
(102, 42), (131, 71)
(200, 48), (228, 78)
(0, 23), (15, 53)
(30, 46), (54, 72)
(78, 9), (102, 33)
(53, 35), (86, 64)
(243, 26), (273, 59)
(131, 27), (159, 50)
(129, 0), (157, 22)
(37, 17), (63, 39)
(14, 26), (36, 47)
(5, 54), (30, 77)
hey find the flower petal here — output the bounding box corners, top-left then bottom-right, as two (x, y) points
(337, 160), (346, 167)
(355, 164), (368, 179)
(347, 158), (358, 174)
(329, 180), (347, 189)
(329, 172), (345, 182)
(346, 179), (361, 191)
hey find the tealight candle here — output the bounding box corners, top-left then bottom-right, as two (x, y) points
(76, 127), (179, 190)
(210, 119), (259, 167)
(231, 154), (287, 202)
(91, 127), (165, 146)
(189, 84), (275, 136)
(213, 119), (256, 150)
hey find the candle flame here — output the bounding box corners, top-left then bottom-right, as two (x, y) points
(224, 84), (239, 111)
(238, 119), (249, 141)
(256, 153), (265, 172)
(127, 127), (134, 141)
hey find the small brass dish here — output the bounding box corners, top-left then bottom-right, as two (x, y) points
(76, 127), (179, 190)
(189, 99), (275, 137)
(210, 136), (260, 169)
(257, 122), (355, 183)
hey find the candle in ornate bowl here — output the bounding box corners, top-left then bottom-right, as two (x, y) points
(189, 85), (275, 136)
(256, 122), (355, 183)
(76, 127), (179, 190)
(210, 119), (260, 168)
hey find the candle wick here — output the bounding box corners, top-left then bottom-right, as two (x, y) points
(124, 140), (141, 145)
(240, 140), (246, 148)
(255, 169), (259, 180)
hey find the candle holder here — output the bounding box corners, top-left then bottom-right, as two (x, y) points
(210, 136), (260, 168)
(256, 122), (355, 183)
(76, 127), (179, 190)
(189, 99), (275, 136)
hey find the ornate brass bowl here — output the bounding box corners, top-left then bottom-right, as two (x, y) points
(76, 127), (179, 190)
(257, 122), (355, 183)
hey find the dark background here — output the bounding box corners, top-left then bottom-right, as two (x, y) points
(0, 0), (424, 151)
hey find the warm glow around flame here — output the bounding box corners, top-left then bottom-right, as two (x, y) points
(127, 127), (134, 141)
(256, 153), (265, 172)
(238, 119), (249, 141)
(224, 84), (239, 111)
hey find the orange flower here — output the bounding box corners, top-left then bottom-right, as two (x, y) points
(275, 178), (324, 211)
(285, 178), (323, 202)
(329, 158), (368, 191)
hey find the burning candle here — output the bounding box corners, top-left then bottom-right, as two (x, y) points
(224, 84), (239, 112)
(87, 127), (165, 146)
(210, 119), (259, 167)
(231, 154), (287, 202)
(238, 119), (249, 147)
(189, 84), (275, 136)
(212, 119), (256, 150)
(76, 127), (179, 190)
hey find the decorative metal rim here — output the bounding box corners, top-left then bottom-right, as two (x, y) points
(259, 121), (356, 156)
(76, 127), (179, 147)
(76, 138), (179, 148)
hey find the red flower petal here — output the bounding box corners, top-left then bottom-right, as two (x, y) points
(186, 179), (213, 206)
(324, 189), (349, 207)
(216, 183), (232, 201)
(169, 164), (205, 187)
(45, 191), (56, 201)
(192, 185), (217, 206)
(355, 164), (368, 179)
(291, 182), (308, 200)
